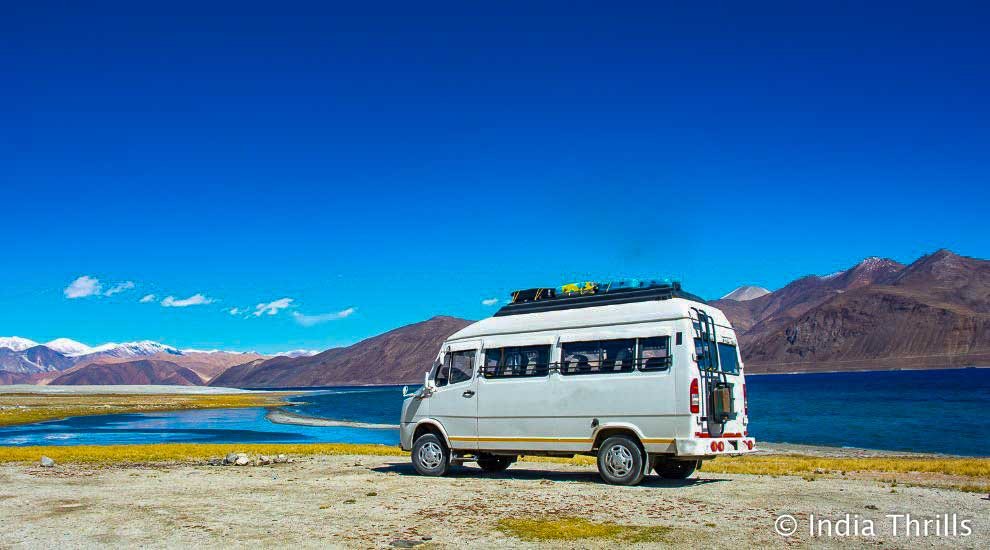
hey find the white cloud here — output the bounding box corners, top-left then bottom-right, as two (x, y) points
(253, 298), (294, 317)
(292, 307), (356, 327)
(481, 298), (499, 306)
(104, 281), (135, 296)
(161, 294), (214, 308)
(64, 276), (103, 299)
(228, 307), (243, 316)
(139, 294), (156, 303)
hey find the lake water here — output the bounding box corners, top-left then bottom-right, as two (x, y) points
(1, 368), (988, 455)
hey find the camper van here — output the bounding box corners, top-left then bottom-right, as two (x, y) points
(399, 281), (755, 486)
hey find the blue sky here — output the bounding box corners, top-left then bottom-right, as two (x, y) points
(2, 2), (988, 353)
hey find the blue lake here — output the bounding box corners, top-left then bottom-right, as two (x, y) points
(1, 368), (988, 455)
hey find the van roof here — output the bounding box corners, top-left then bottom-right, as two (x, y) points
(447, 297), (732, 343)
(494, 282), (705, 317)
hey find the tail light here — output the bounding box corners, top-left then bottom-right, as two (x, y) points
(690, 379), (700, 414)
(743, 383), (748, 416)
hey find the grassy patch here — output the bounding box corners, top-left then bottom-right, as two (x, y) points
(497, 517), (672, 543)
(702, 455), (990, 479)
(0, 393), (293, 427)
(0, 443), (405, 464)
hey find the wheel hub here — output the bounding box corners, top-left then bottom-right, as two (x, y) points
(604, 444), (634, 477)
(417, 441), (443, 470)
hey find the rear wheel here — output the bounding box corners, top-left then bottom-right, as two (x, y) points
(476, 454), (513, 473)
(596, 435), (645, 486)
(653, 458), (699, 479)
(412, 433), (449, 476)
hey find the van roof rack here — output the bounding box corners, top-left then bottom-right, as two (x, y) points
(494, 280), (705, 317)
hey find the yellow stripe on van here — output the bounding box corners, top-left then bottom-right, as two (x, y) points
(448, 436), (675, 444)
(449, 436), (592, 443)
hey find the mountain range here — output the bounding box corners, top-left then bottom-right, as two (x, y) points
(2, 249), (987, 386)
(210, 316), (472, 387)
(713, 250), (990, 373)
(0, 338), (269, 385)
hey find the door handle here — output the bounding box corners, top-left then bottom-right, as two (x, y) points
(462, 390), (475, 398)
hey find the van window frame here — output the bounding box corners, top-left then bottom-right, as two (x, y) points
(638, 336), (673, 371)
(483, 345), (552, 379)
(558, 336), (673, 375)
(559, 338), (636, 376)
(444, 349), (476, 386)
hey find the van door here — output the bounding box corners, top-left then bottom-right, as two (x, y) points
(476, 343), (557, 452)
(429, 343), (480, 450)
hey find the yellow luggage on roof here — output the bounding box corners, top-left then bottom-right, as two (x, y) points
(560, 281), (598, 296)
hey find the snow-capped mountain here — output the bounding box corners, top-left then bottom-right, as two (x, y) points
(720, 286), (771, 301)
(276, 349), (320, 358)
(43, 338), (93, 356)
(0, 336), (39, 352)
(82, 341), (182, 359)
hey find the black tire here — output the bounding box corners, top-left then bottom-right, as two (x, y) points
(411, 433), (449, 476)
(477, 454), (513, 473)
(596, 435), (645, 486)
(653, 458), (699, 479)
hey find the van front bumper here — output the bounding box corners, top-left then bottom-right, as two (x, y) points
(676, 436), (757, 458)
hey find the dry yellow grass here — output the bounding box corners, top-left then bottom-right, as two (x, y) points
(702, 454), (990, 478)
(496, 517), (672, 543)
(0, 393), (292, 427)
(0, 443), (405, 464)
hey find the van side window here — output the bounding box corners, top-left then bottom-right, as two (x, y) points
(639, 336), (671, 371)
(483, 346), (550, 378)
(561, 339), (635, 375)
(435, 356), (451, 387)
(448, 350), (476, 385)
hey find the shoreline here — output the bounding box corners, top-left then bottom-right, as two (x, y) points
(266, 409), (399, 430)
(746, 364), (990, 376)
(0, 391), (294, 427)
(0, 384), (264, 395)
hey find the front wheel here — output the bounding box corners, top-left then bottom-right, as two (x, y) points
(596, 435), (645, 486)
(653, 458), (699, 479)
(412, 433), (449, 476)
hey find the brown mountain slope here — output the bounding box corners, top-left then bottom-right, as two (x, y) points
(50, 360), (205, 386)
(711, 257), (904, 334)
(89, 351), (268, 383)
(210, 316), (472, 388)
(739, 251), (990, 372)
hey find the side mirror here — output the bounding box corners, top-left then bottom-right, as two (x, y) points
(420, 371), (435, 397)
(402, 385), (410, 397)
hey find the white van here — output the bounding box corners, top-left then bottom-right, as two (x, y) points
(399, 281), (755, 486)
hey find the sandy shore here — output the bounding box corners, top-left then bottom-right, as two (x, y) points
(267, 409), (399, 429)
(1, 454), (986, 549)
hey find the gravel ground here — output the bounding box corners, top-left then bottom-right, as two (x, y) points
(1, 454), (987, 549)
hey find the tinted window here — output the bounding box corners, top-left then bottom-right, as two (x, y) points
(601, 340), (635, 372)
(639, 336), (671, 371)
(561, 340), (635, 375)
(484, 346), (551, 378)
(435, 357), (451, 387)
(448, 350), (475, 385)
(561, 341), (599, 374)
(717, 343), (740, 374)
